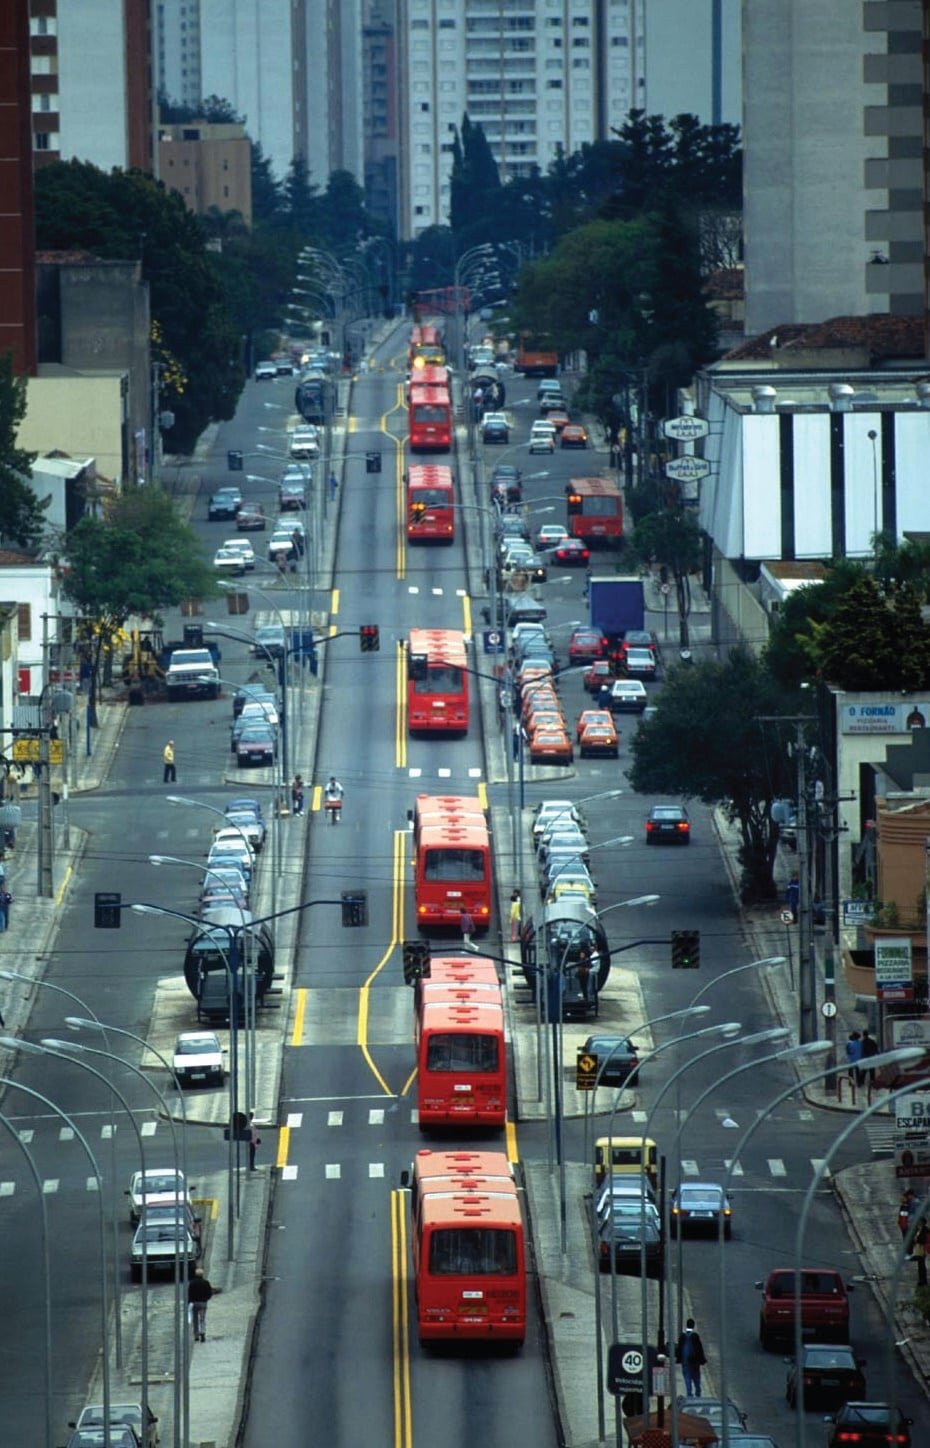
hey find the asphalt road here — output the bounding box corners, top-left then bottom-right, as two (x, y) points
(0, 325), (927, 1447)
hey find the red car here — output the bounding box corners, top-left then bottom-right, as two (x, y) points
(560, 424), (588, 448)
(553, 539), (590, 566)
(583, 660), (614, 694)
(568, 627), (608, 664)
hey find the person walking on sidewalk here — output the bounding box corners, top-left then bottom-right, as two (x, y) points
(845, 1030), (863, 1085)
(0, 889), (11, 932)
(248, 1111), (262, 1171)
(163, 740), (176, 783)
(898, 1188), (918, 1238)
(913, 1215), (929, 1287)
(188, 1267), (219, 1342)
(459, 905), (475, 948)
(291, 775), (305, 816)
(860, 1028), (880, 1085)
(675, 1318), (707, 1397)
(509, 890), (522, 943)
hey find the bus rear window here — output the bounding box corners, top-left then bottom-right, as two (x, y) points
(423, 848), (486, 882)
(410, 488), (450, 508)
(413, 404), (448, 423)
(413, 666), (463, 695)
(426, 1033), (499, 1073)
(429, 1227), (516, 1275)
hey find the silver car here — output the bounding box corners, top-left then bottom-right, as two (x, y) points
(71, 1403), (158, 1448)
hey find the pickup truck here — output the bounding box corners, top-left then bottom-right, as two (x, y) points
(164, 648), (220, 700)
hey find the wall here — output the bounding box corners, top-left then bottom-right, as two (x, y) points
(876, 795), (930, 926)
(17, 374), (128, 486)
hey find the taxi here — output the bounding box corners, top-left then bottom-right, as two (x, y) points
(528, 728), (574, 764)
(578, 720), (619, 758)
(575, 708), (613, 741)
(546, 872), (597, 909)
(525, 708), (566, 740)
(522, 687), (560, 723)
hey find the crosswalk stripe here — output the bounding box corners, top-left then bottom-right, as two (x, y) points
(325, 1163), (341, 1180)
(327, 1111), (343, 1127)
(768, 1159), (787, 1177)
(681, 1160), (699, 1177)
(0, 1182), (13, 1197)
(369, 1109), (385, 1126)
(87, 1177), (99, 1192)
(141, 1121), (157, 1137)
(369, 1163), (385, 1179)
(811, 1158), (831, 1179)
(42, 1179), (59, 1194)
(60, 1128), (74, 1142)
(282, 1165), (299, 1181)
(286, 1112), (303, 1129)
(18, 1130), (33, 1144)
(724, 1160), (744, 1177)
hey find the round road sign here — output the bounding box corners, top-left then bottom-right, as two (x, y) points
(780, 909), (795, 924)
(621, 1348), (644, 1376)
(821, 1001), (838, 1019)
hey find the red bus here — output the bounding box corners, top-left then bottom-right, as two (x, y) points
(409, 1149), (525, 1345)
(409, 382), (452, 452)
(406, 464), (455, 545)
(409, 323), (446, 369)
(414, 954), (500, 1014)
(566, 476), (623, 546)
(415, 992), (506, 1128)
(412, 794), (492, 932)
(407, 626), (468, 733)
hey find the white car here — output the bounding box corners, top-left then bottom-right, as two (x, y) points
(235, 699), (280, 730)
(529, 421), (557, 454)
(608, 678), (649, 713)
(71, 1402), (160, 1448)
(126, 1168), (193, 1225)
(254, 360), (277, 381)
(536, 524), (570, 550)
(130, 1215), (200, 1280)
(210, 828), (256, 865)
(289, 427), (320, 460)
(173, 1031), (225, 1087)
(221, 538), (255, 570)
(531, 800), (585, 842)
(213, 545), (246, 576)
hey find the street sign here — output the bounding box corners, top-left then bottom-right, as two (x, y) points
(780, 909), (796, 925)
(11, 738), (63, 765)
(842, 899), (874, 928)
(663, 415), (709, 441)
(665, 455), (710, 483)
(895, 1141), (930, 1178)
(576, 1049), (598, 1091)
(874, 935), (914, 1003)
(483, 629), (505, 655)
(607, 1342), (656, 1395)
(895, 1094), (930, 1133)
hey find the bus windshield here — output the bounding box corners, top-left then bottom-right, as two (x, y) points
(410, 487), (451, 508)
(429, 1227), (517, 1276)
(413, 404), (448, 423)
(426, 1033), (500, 1073)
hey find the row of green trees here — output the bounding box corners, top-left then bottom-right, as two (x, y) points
(629, 541), (930, 901)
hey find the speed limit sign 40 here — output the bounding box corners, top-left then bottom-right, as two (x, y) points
(607, 1342), (656, 1394)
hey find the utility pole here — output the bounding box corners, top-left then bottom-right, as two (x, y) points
(37, 613), (54, 899)
(796, 725), (815, 1042)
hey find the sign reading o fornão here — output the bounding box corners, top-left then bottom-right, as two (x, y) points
(663, 415), (709, 442)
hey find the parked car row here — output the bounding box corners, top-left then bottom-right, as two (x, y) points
(530, 797), (598, 905)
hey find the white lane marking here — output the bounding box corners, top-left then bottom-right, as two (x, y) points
(723, 1160), (744, 1177)
(141, 1121), (157, 1137)
(768, 1159), (787, 1177)
(811, 1158), (831, 1179)
(287, 1112), (303, 1129)
(410, 1110), (420, 1124)
(680, 1160), (699, 1177)
(101, 1125), (115, 1140)
(631, 1110), (647, 1124)
(369, 1163), (385, 1179)
(42, 1180), (59, 1194)
(327, 1111), (343, 1127)
(468, 768), (482, 778)
(438, 768), (451, 778)
(87, 1177), (99, 1192)
(282, 1165), (299, 1181)
(59, 1128), (74, 1142)
(18, 1130), (33, 1145)
(325, 1163), (341, 1180)
(369, 1109), (385, 1126)
(409, 768), (423, 779)
(0, 1182), (13, 1197)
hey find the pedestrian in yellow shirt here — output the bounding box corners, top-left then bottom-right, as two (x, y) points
(163, 740), (176, 783)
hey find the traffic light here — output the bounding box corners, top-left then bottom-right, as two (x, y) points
(341, 891), (369, 928)
(671, 929), (700, 969)
(94, 892), (122, 928)
(402, 940), (431, 985)
(409, 651), (428, 682)
(360, 625), (380, 652)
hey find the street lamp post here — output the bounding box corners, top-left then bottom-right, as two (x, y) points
(0, 968), (126, 1366)
(714, 1043), (923, 1448)
(65, 1016), (195, 1448)
(0, 1107), (54, 1448)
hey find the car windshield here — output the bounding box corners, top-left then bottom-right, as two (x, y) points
(141, 1174), (182, 1194)
(803, 1347), (854, 1367)
(137, 1224), (189, 1243)
(239, 727), (273, 742)
(176, 1037), (218, 1055)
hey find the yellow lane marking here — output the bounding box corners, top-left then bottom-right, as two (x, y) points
(357, 830), (406, 1096)
(391, 1189), (413, 1448)
(291, 987), (307, 1046)
(400, 1065), (417, 1099)
(331, 588), (340, 616)
(276, 1124), (291, 1170)
(348, 417), (357, 433)
(311, 783), (323, 813)
(395, 640), (407, 770)
(477, 781), (488, 811)
(55, 865), (72, 909)
(505, 1119), (519, 1164)
(462, 595), (472, 638)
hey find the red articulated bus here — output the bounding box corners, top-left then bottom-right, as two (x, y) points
(406, 464), (455, 545)
(409, 381), (452, 452)
(566, 476), (623, 546)
(409, 323), (446, 369)
(407, 626), (469, 734)
(409, 1149), (526, 1345)
(415, 994), (506, 1128)
(412, 794), (492, 933)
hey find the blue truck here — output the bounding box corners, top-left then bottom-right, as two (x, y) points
(588, 576), (645, 641)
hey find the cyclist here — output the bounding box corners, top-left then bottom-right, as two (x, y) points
(324, 776), (344, 823)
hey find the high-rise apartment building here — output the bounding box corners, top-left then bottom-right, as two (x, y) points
(396, 0), (646, 235)
(157, 0), (203, 110)
(1, 0), (37, 375)
(27, 0), (152, 172)
(742, 0), (927, 337)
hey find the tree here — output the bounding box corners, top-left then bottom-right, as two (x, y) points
(628, 646), (798, 901)
(59, 487), (218, 718)
(806, 575), (930, 692)
(449, 115), (501, 233)
(34, 160), (243, 450)
(630, 509), (703, 647)
(0, 353), (46, 549)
